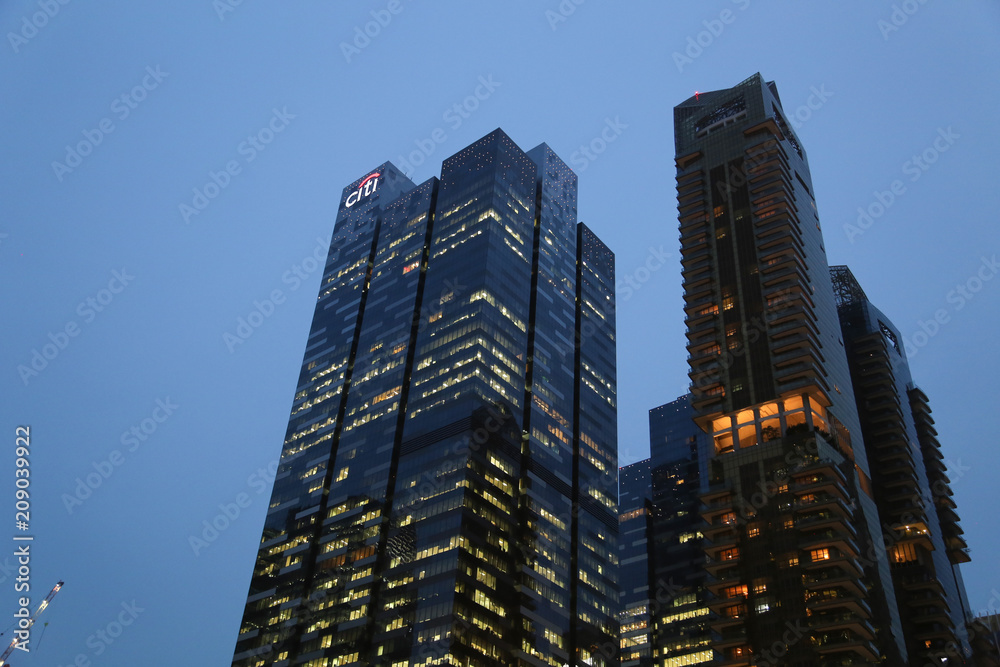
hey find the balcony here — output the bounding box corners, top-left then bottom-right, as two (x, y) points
(703, 523), (739, 545)
(802, 552), (864, 579)
(812, 633), (879, 662)
(705, 570), (744, 595)
(797, 512), (855, 535)
(705, 555), (741, 577)
(714, 625), (748, 650)
(900, 574), (945, 594)
(803, 571), (866, 597)
(794, 492), (850, 515)
(800, 531), (861, 559)
(774, 344), (824, 370)
(910, 606), (954, 627)
(792, 468), (849, 496)
(769, 315), (821, 341)
(810, 613), (876, 641)
(807, 592), (872, 618)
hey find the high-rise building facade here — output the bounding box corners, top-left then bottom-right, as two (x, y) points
(833, 265), (975, 665)
(618, 459), (653, 667)
(646, 396), (713, 667)
(231, 129), (619, 667)
(674, 73), (907, 665)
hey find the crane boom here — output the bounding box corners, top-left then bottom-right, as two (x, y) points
(0, 580), (63, 666)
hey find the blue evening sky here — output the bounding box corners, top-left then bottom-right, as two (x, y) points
(2, 1), (998, 663)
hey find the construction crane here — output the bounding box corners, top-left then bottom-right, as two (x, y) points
(0, 580), (63, 666)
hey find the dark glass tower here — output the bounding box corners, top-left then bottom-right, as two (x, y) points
(833, 265), (975, 665)
(231, 129), (619, 667)
(618, 459), (653, 667)
(647, 396), (713, 667)
(674, 74), (906, 665)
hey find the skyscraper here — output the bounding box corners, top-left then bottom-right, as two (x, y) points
(832, 265), (974, 665)
(646, 396), (713, 667)
(230, 129), (619, 667)
(618, 459), (653, 667)
(674, 73), (907, 665)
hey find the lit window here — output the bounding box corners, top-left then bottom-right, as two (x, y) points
(810, 548), (830, 562)
(723, 585), (748, 599)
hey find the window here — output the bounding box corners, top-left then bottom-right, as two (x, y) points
(723, 584), (748, 599)
(891, 543), (918, 563)
(747, 526), (760, 538)
(810, 548), (830, 562)
(723, 604), (746, 619)
(722, 292), (734, 310)
(720, 548), (740, 561)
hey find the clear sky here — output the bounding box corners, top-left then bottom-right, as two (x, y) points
(2, 1), (998, 663)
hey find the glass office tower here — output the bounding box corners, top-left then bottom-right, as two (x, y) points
(231, 129), (619, 667)
(647, 396), (713, 667)
(833, 265), (974, 665)
(674, 74), (906, 665)
(618, 459), (653, 667)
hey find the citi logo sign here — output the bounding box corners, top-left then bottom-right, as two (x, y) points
(345, 172), (380, 207)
